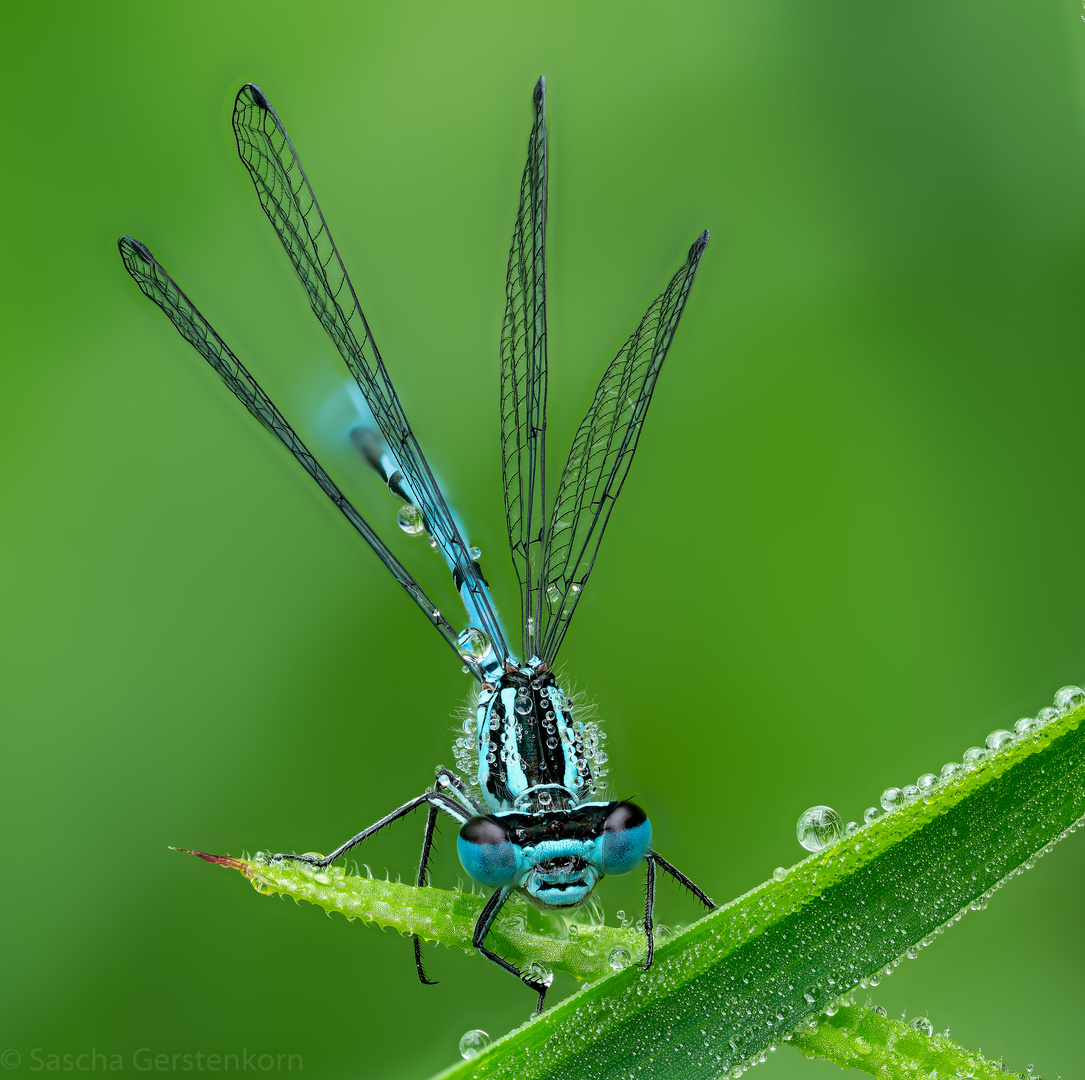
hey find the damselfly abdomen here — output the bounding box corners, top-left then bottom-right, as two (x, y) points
(119, 78), (713, 1012)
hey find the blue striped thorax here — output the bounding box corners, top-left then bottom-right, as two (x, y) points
(452, 659), (651, 909)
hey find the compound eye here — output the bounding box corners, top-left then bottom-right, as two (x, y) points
(600, 801), (652, 876)
(457, 816), (519, 887)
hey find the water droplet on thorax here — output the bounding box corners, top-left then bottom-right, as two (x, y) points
(796, 805), (844, 852)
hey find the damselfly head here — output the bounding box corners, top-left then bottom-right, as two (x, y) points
(456, 800), (653, 911)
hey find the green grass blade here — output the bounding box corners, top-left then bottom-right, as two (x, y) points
(177, 850), (647, 981)
(791, 1004), (1013, 1078)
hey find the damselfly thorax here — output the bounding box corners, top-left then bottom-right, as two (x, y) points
(119, 76), (714, 1014)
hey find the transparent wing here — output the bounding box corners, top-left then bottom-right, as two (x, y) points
(117, 236), (467, 665)
(500, 77), (548, 660)
(538, 231), (710, 665)
(231, 83), (510, 664)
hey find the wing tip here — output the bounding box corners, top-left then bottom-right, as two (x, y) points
(533, 76), (545, 107)
(118, 235), (153, 266)
(238, 82), (270, 111)
(691, 229), (710, 257)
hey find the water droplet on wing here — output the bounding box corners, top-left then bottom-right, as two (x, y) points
(397, 503), (425, 535)
(457, 627), (491, 662)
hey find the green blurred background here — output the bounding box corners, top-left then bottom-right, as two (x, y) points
(4, 1), (1085, 1077)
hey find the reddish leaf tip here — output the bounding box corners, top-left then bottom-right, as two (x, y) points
(172, 847), (249, 872)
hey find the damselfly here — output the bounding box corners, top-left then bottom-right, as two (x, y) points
(119, 79), (713, 1012)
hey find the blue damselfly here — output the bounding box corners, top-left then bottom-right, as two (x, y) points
(119, 79), (713, 1012)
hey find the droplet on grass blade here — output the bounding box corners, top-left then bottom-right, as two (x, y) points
(796, 806), (843, 852)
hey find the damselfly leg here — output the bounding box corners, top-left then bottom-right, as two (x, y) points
(640, 853), (717, 969)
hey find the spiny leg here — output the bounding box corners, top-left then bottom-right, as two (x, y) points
(273, 790), (465, 868)
(472, 887), (550, 1015)
(640, 855), (657, 969)
(651, 851), (716, 909)
(639, 852), (716, 970)
(412, 803), (441, 986)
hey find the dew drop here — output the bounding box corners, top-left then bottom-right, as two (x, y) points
(916, 773), (938, 795)
(901, 784), (919, 803)
(796, 806), (843, 852)
(608, 946), (631, 971)
(910, 1016), (933, 1037)
(880, 787), (904, 813)
(773, 866), (788, 881)
(863, 806), (883, 824)
(546, 584), (561, 605)
(1036, 706), (1059, 726)
(985, 729), (1014, 752)
(867, 1003), (888, 1017)
(458, 1029), (490, 1060)
(940, 761), (963, 781)
(1014, 717), (1038, 737)
(962, 746), (987, 769)
(397, 503), (426, 535)
(1055, 685), (1085, 714)
(469, 546), (482, 561)
(457, 627), (491, 662)
(522, 960), (554, 988)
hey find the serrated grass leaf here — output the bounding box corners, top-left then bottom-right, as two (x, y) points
(791, 1004), (1013, 1078)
